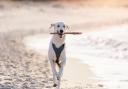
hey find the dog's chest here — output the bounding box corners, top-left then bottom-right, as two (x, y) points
(52, 43), (65, 60)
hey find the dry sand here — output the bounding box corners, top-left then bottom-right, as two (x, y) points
(0, 31), (51, 89)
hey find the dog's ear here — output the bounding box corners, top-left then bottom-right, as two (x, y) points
(65, 25), (70, 30)
(49, 24), (55, 29)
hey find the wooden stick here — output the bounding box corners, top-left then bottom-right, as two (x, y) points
(50, 32), (82, 35)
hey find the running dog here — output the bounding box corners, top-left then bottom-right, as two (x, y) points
(48, 22), (68, 89)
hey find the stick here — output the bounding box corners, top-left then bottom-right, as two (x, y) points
(50, 32), (82, 35)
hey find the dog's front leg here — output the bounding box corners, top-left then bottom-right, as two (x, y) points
(55, 62), (64, 89)
(57, 61), (65, 81)
(50, 60), (58, 87)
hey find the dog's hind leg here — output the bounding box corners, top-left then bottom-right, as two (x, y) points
(49, 60), (58, 87)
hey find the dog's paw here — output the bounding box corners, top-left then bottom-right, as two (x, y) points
(53, 83), (57, 87)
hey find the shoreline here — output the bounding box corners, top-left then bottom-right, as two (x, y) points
(23, 33), (105, 89)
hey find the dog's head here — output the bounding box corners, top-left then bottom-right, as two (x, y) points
(50, 22), (69, 38)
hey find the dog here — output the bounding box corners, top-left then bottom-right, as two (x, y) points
(48, 22), (68, 89)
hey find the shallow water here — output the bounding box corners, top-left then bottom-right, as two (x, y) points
(66, 25), (128, 89)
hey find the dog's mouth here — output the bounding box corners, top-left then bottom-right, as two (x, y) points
(58, 33), (64, 38)
(59, 33), (63, 38)
(57, 31), (64, 38)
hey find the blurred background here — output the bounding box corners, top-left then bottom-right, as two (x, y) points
(0, 0), (128, 33)
(4, 0), (128, 6)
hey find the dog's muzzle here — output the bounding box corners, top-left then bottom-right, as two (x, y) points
(57, 30), (64, 38)
(60, 30), (63, 33)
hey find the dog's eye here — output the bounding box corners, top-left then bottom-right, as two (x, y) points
(57, 25), (60, 28)
(63, 25), (65, 28)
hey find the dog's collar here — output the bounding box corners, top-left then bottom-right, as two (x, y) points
(52, 43), (65, 66)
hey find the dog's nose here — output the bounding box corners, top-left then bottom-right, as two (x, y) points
(60, 30), (63, 33)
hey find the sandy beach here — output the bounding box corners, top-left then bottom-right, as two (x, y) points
(0, 1), (128, 89)
(23, 33), (104, 89)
